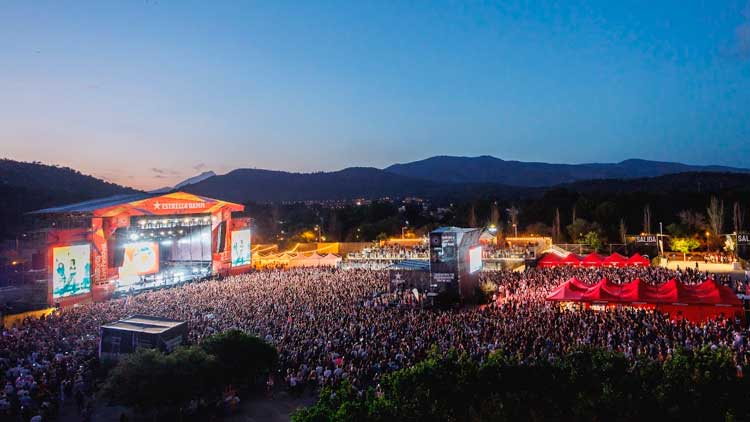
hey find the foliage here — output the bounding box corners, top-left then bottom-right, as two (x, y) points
(670, 237), (701, 259)
(200, 329), (278, 387)
(103, 331), (278, 415)
(101, 347), (221, 414)
(294, 347), (750, 422)
(582, 231), (602, 251)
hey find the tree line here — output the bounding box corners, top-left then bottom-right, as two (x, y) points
(293, 346), (749, 422)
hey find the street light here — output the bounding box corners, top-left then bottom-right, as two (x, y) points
(512, 223), (517, 238)
(402, 220), (409, 239)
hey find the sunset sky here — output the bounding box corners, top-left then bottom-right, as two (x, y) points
(1, 1), (749, 190)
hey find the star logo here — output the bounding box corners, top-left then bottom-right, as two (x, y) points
(153, 201), (161, 210)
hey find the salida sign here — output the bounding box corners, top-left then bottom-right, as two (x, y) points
(635, 235), (657, 244)
(738, 234), (750, 245)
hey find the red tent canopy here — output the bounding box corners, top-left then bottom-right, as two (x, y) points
(581, 278), (640, 303)
(560, 253), (581, 266)
(537, 253), (562, 268)
(581, 252), (604, 267)
(602, 253), (628, 267)
(676, 280), (741, 306)
(545, 277), (591, 301)
(639, 278), (678, 303)
(626, 253), (650, 266)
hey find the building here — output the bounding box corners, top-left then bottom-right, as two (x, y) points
(29, 191), (252, 307)
(99, 315), (188, 360)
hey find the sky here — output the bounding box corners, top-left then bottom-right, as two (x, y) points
(1, 1), (749, 190)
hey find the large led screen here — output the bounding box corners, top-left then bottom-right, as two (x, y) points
(120, 242), (160, 277)
(469, 246), (483, 273)
(52, 244), (91, 298)
(231, 229), (252, 267)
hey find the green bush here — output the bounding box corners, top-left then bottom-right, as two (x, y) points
(293, 347), (750, 422)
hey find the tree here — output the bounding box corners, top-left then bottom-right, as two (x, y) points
(525, 222), (551, 236)
(566, 219), (600, 243)
(678, 210), (707, 235)
(670, 237), (701, 261)
(102, 347), (221, 416)
(707, 197), (725, 250)
(468, 204), (477, 228)
(583, 231), (602, 251)
(490, 202), (500, 227)
(733, 202), (744, 234)
(200, 329), (278, 388)
(618, 219), (627, 244)
(643, 204), (652, 234)
(507, 206), (520, 235)
(552, 208), (562, 242)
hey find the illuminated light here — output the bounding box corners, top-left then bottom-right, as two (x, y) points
(160, 231), (165, 236)
(161, 240), (173, 246)
(178, 230), (184, 234)
(128, 233), (138, 241)
(168, 231), (173, 235)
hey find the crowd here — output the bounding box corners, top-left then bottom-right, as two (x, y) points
(1, 265), (748, 421)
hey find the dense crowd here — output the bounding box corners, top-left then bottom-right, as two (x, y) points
(1, 265), (748, 421)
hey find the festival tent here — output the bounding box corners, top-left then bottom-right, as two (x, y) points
(321, 253), (342, 267)
(602, 253), (628, 267)
(545, 277), (592, 301)
(538, 253), (562, 268)
(560, 253), (581, 266)
(663, 280), (742, 321)
(580, 278), (641, 303)
(626, 253), (650, 266)
(581, 252), (604, 267)
(638, 278), (679, 303)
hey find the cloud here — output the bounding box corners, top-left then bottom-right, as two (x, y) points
(150, 167), (180, 176)
(192, 162), (206, 171)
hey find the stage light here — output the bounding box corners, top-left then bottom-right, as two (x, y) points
(160, 231), (165, 236)
(161, 240), (173, 246)
(168, 231), (173, 235)
(178, 230), (184, 234)
(128, 233), (138, 241)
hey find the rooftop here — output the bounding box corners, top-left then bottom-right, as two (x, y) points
(101, 314), (186, 334)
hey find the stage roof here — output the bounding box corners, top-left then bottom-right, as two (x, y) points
(431, 226), (479, 234)
(30, 191), (244, 217)
(386, 260), (430, 271)
(101, 315), (186, 334)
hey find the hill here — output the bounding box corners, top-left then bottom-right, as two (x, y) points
(0, 159), (138, 238)
(384, 155), (750, 187)
(181, 166), (522, 203)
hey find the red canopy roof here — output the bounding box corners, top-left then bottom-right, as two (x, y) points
(581, 252), (604, 267)
(602, 253), (628, 267)
(560, 253), (581, 266)
(626, 253), (650, 266)
(545, 277), (591, 301)
(547, 277), (740, 306)
(537, 253), (562, 268)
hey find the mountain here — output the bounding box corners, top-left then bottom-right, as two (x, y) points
(0, 159), (138, 238)
(385, 155), (750, 187)
(175, 171), (216, 189)
(182, 167), (522, 203)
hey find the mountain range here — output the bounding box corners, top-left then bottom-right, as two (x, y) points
(182, 155), (750, 202)
(3, 156), (750, 209)
(384, 156), (750, 187)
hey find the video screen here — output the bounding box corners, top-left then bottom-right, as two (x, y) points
(119, 241), (160, 277)
(231, 229), (252, 267)
(52, 244), (91, 298)
(469, 245), (483, 273)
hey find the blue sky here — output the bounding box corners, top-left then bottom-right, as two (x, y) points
(1, 0), (749, 189)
